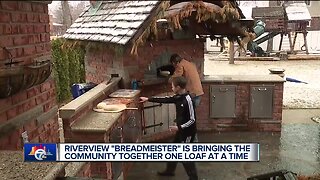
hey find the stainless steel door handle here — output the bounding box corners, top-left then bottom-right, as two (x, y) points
(219, 88), (228, 92)
(258, 88), (267, 91)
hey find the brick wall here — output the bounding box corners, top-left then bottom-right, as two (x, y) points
(0, 1), (58, 150)
(61, 83), (118, 143)
(76, 163), (91, 177)
(0, 1), (51, 65)
(124, 39), (204, 81)
(84, 46), (120, 84)
(60, 79), (120, 179)
(62, 112), (109, 178)
(197, 82), (283, 132)
(84, 39), (204, 88)
(60, 81), (145, 179)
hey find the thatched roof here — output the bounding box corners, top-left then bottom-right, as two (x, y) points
(63, 1), (253, 55)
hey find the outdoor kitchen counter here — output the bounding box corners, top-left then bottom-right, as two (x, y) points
(201, 75), (285, 83)
(71, 110), (122, 133)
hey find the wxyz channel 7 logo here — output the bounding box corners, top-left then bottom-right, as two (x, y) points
(24, 144), (57, 162)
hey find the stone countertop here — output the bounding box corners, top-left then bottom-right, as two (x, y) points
(59, 77), (121, 119)
(201, 75), (285, 83)
(0, 151), (56, 180)
(139, 75), (285, 85)
(109, 89), (141, 98)
(71, 111), (122, 133)
(0, 151), (82, 180)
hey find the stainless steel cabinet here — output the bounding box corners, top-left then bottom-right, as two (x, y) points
(250, 86), (274, 118)
(210, 85), (236, 118)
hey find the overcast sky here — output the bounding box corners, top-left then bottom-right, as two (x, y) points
(48, 1), (89, 15)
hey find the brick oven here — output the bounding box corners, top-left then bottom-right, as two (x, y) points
(63, 0), (254, 133)
(63, 0), (254, 85)
(0, 1), (59, 150)
(59, 0), (284, 179)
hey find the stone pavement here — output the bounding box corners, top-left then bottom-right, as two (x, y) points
(126, 109), (320, 180)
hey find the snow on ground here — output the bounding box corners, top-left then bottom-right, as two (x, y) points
(204, 54), (320, 108)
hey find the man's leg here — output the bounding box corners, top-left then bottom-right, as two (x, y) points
(182, 162), (198, 180)
(192, 96), (201, 108)
(182, 134), (198, 180)
(157, 134), (180, 176)
(192, 96), (200, 144)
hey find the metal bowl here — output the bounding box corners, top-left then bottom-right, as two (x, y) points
(268, 68), (285, 74)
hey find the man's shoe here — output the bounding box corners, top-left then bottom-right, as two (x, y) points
(157, 171), (175, 176)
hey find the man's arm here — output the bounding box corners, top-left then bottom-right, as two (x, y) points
(172, 64), (184, 77)
(169, 64), (184, 82)
(140, 95), (176, 104)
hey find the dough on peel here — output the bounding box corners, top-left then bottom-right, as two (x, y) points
(96, 103), (126, 111)
(97, 102), (108, 109)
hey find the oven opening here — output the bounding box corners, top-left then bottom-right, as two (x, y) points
(156, 64), (175, 77)
(143, 52), (176, 80)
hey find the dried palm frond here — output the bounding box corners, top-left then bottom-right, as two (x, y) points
(129, 1), (170, 56)
(161, 1), (170, 11)
(128, 1), (245, 56)
(166, 1), (240, 28)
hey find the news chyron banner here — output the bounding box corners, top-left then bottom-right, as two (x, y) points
(24, 143), (57, 162)
(24, 143), (259, 162)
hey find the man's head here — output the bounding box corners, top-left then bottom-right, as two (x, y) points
(171, 76), (187, 94)
(170, 53), (182, 67)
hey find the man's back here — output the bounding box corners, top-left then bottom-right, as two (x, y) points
(177, 59), (204, 97)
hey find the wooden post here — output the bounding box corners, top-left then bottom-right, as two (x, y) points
(229, 40), (235, 64)
(267, 38), (273, 52)
(293, 32), (298, 50)
(303, 31), (309, 54)
(220, 37), (225, 52)
(288, 32), (294, 54)
(279, 33), (284, 51)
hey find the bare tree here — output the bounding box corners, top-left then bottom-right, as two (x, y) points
(61, 1), (73, 29)
(71, 2), (87, 22)
(52, 4), (63, 24)
(52, 1), (87, 24)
